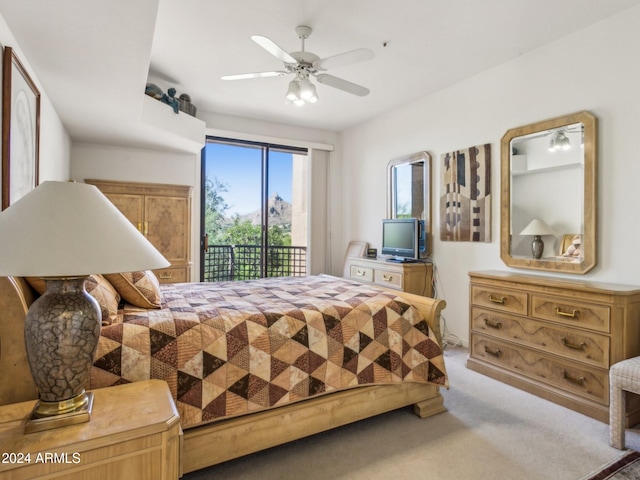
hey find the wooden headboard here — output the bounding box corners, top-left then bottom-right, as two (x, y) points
(0, 276), (38, 406)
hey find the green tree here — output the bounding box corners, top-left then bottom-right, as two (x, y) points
(204, 177), (230, 243)
(218, 217), (291, 247)
(268, 224), (290, 246)
(220, 216), (261, 245)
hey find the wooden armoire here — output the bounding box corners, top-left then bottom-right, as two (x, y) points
(85, 179), (192, 283)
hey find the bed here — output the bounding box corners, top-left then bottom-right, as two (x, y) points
(0, 273), (447, 475)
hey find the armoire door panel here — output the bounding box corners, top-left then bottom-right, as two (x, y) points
(145, 195), (190, 263)
(104, 193), (144, 233)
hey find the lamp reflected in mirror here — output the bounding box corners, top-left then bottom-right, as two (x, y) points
(520, 218), (555, 259)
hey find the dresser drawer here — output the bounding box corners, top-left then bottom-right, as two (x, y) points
(530, 295), (610, 333)
(470, 334), (608, 404)
(470, 307), (609, 368)
(470, 285), (528, 315)
(154, 267), (189, 283)
(350, 265), (373, 283)
(373, 268), (403, 290)
(346, 258), (433, 297)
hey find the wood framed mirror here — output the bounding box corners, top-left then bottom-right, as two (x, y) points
(500, 111), (597, 274)
(387, 151), (432, 256)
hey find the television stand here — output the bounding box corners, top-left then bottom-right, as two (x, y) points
(345, 257), (433, 297)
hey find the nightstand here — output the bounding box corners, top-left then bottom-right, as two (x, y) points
(0, 380), (181, 479)
(346, 256), (433, 297)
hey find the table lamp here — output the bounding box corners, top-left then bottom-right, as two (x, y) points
(519, 218), (555, 259)
(0, 181), (170, 432)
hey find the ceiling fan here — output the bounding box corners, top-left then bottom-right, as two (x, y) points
(221, 25), (374, 105)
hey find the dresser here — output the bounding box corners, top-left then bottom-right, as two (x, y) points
(0, 380), (181, 479)
(346, 257), (433, 297)
(86, 179), (192, 283)
(467, 270), (640, 424)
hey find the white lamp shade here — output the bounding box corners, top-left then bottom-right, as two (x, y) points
(0, 181), (170, 276)
(285, 80), (300, 101)
(298, 78), (316, 100)
(519, 218), (555, 236)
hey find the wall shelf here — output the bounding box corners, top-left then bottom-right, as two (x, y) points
(512, 161), (581, 176)
(139, 95), (206, 153)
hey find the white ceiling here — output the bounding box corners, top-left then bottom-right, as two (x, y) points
(1, 0), (640, 149)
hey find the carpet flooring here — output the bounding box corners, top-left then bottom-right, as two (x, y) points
(183, 346), (640, 480)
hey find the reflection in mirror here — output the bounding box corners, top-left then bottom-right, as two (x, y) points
(387, 151), (431, 256)
(500, 111), (597, 274)
(511, 121), (584, 258)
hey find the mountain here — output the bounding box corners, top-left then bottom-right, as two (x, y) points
(240, 193), (292, 228)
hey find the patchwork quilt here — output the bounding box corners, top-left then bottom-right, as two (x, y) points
(90, 275), (447, 429)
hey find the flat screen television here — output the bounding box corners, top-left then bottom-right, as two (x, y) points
(381, 218), (425, 262)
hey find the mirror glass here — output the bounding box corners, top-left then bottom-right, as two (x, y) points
(387, 151), (431, 256)
(500, 111), (597, 274)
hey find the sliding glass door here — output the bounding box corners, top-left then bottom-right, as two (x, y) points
(201, 137), (308, 281)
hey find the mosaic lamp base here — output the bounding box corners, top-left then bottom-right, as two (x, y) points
(23, 277), (101, 433)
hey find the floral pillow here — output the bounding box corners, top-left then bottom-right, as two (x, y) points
(104, 270), (163, 308)
(25, 274), (121, 326)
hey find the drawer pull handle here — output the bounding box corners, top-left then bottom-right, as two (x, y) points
(484, 319), (502, 329)
(488, 294), (506, 304)
(561, 338), (586, 351)
(555, 306), (578, 318)
(484, 346), (502, 358)
(158, 272), (173, 280)
(355, 270), (366, 276)
(382, 274), (393, 282)
(562, 370), (586, 386)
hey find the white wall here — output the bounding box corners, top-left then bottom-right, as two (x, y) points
(0, 14), (70, 189)
(71, 143), (198, 186)
(339, 6), (640, 344)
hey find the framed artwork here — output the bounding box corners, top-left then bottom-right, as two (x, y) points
(1, 46), (40, 210)
(440, 143), (491, 242)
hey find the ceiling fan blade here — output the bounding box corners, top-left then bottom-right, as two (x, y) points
(221, 71), (288, 80)
(315, 74), (370, 96)
(251, 35), (298, 64)
(314, 48), (374, 71)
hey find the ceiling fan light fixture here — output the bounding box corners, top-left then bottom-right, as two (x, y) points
(307, 82), (319, 102)
(285, 79), (300, 101)
(559, 131), (571, 150)
(225, 26), (373, 106)
(298, 77), (315, 99)
(284, 75), (318, 105)
(548, 130), (571, 152)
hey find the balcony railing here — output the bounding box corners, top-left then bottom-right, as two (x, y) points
(203, 245), (307, 282)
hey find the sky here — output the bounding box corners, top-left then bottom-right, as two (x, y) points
(204, 142), (294, 215)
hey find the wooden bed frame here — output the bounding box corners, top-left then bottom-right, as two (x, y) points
(0, 276), (447, 475)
